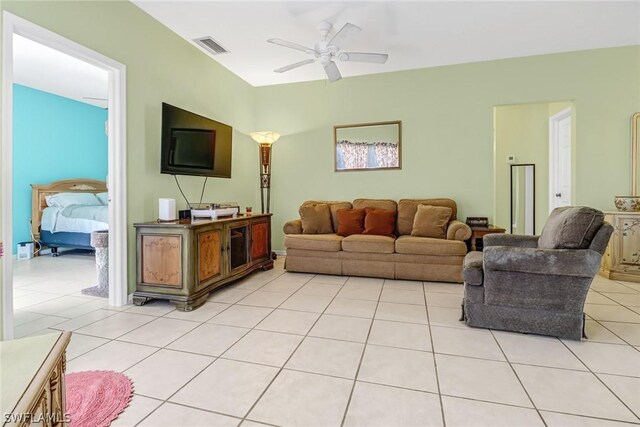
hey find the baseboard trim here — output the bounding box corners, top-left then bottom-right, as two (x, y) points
(273, 249), (286, 256)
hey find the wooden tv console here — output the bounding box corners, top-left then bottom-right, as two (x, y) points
(133, 214), (273, 311)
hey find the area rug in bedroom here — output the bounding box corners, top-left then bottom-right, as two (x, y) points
(66, 370), (133, 427)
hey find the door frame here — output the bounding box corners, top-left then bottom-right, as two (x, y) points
(548, 107), (572, 213)
(2, 12), (128, 339)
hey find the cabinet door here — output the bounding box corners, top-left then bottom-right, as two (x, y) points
(619, 216), (640, 269)
(228, 223), (250, 273)
(251, 221), (270, 262)
(197, 229), (223, 286)
(140, 235), (182, 287)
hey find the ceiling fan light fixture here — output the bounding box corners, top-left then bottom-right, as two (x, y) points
(268, 21), (389, 83)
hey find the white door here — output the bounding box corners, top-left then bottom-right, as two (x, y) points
(549, 108), (572, 211)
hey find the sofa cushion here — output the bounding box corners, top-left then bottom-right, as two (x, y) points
(299, 204), (333, 234)
(538, 206), (604, 249)
(302, 200), (352, 232)
(342, 234), (396, 254)
(337, 208), (365, 237)
(395, 235), (467, 256)
(353, 198), (397, 212)
(398, 199), (458, 235)
(284, 234), (343, 252)
(363, 208), (396, 238)
(411, 205), (452, 239)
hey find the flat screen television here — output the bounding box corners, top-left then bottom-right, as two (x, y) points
(160, 103), (232, 178)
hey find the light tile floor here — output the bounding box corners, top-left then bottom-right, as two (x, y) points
(11, 256), (640, 427)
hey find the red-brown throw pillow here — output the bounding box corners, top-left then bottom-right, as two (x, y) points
(336, 208), (365, 236)
(363, 208), (396, 238)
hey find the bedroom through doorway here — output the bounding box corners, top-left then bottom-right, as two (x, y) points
(10, 35), (111, 338)
(2, 12), (128, 340)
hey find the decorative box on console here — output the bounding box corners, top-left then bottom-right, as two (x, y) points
(466, 217), (489, 227)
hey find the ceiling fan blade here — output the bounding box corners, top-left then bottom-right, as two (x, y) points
(323, 61), (342, 82)
(328, 22), (361, 48)
(274, 59), (316, 73)
(267, 38), (314, 53)
(339, 52), (389, 64)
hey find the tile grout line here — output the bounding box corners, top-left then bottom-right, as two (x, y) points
(132, 265), (292, 427)
(230, 272), (348, 426)
(423, 281), (448, 427)
(559, 337), (640, 422)
(338, 278), (383, 427)
(591, 318), (640, 351)
(488, 329), (548, 426)
(144, 269), (321, 425)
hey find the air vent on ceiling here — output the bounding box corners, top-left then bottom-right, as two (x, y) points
(194, 37), (229, 55)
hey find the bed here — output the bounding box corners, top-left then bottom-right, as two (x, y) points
(31, 179), (108, 256)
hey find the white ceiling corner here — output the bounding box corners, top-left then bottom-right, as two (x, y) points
(132, 0), (640, 87)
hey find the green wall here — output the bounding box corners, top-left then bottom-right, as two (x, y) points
(0, 0), (260, 338)
(255, 46), (640, 250)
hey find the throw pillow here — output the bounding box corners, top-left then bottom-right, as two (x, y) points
(336, 208), (365, 237)
(538, 206), (604, 249)
(299, 204), (333, 234)
(411, 205), (452, 239)
(363, 208), (396, 238)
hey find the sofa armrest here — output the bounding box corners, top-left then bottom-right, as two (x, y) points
(483, 246), (602, 278)
(483, 234), (539, 248)
(283, 219), (303, 235)
(447, 220), (472, 241)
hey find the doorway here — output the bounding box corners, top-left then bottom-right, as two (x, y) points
(493, 101), (575, 235)
(2, 12), (128, 339)
(549, 107), (572, 211)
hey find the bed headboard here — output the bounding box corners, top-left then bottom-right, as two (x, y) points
(31, 179), (107, 240)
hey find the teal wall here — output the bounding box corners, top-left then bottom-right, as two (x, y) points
(12, 84), (108, 253)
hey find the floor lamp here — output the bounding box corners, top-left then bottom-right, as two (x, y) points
(250, 131), (280, 214)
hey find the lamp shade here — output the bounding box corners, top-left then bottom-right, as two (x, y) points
(250, 131), (280, 145)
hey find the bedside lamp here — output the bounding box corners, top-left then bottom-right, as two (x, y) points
(250, 131), (280, 214)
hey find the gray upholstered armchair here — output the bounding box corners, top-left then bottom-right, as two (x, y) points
(461, 207), (614, 340)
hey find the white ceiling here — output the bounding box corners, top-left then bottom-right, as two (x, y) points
(13, 35), (109, 108)
(133, 1), (640, 87)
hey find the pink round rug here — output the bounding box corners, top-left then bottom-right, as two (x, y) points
(66, 371), (133, 427)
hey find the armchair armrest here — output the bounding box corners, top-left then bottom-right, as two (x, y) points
(283, 219), (303, 235)
(483, 234), (539, 248)
(447, 220), (472, 241)
(463, 252), (484, 285)
(483, 246), (602, 278)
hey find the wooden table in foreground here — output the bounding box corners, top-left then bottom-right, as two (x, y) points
(133, 214), (273, 311)
(467, 224), (507, 251)
(1, 331), (71, 427)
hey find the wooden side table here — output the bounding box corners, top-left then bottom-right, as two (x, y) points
(468, 224), (506, 251)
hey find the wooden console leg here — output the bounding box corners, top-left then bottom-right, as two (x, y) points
(172, 294), (208, 312)
(133, 296), (152, 306)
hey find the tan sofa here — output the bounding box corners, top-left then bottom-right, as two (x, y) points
(283, 198), (472, 283)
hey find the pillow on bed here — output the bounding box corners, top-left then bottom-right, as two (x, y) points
(97, 192), (109, 205)
(46, 192), (102, 207)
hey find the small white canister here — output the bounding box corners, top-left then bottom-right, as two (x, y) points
(159, 198), (177, 221)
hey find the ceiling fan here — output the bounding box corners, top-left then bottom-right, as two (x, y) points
(268, 21), (389, 83)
